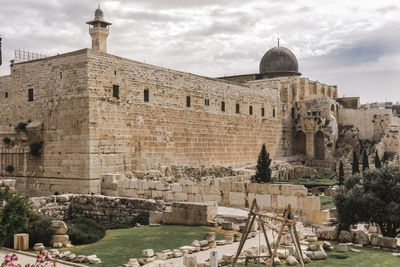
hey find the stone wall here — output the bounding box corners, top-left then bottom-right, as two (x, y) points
(87, 50), (283, 181)
(101, 174), (321, 222)
(0, 49), (92, 195)
(32, 194), (164, 225)
(338, 108), (393, 141)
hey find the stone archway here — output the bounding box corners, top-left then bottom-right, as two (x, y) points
(314, 131), (325, 159)
(294, 131), (306, 155)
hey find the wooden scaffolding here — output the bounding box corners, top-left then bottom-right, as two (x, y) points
(232, 199), (305, 267)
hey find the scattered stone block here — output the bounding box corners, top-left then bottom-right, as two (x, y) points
(316, 226), (338, 240)
(143, 249), (155, 258)
(33, 243), (45, 251)
(52, 243), (63, 248)
(221, 222), (234, 230)
(216, 240), (226, 246)
(51, 220), (68, 235)
(350, 248), (361, 253)
(65, 253), (76, 261)
(183, 254), (197, 267)
(286, 255), (299, 266)
(59, 251), (71, 259)
(338, 230), (353, 243)
(204, 232), (216, 243)
(354, 230), (369, 245)
(338, 243), (347, 252)
(13, 233), (29, 251)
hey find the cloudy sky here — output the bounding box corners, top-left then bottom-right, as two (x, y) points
(0, 0), (399, 103)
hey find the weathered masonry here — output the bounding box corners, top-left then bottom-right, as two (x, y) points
(0, 7), (399, 195)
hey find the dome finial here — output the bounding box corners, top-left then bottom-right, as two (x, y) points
(278, 37), (280, 47)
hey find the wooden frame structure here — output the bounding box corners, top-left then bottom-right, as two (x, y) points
(232, 199), (305, 267)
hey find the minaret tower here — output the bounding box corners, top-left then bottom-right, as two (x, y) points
(86, 5), (112, 53)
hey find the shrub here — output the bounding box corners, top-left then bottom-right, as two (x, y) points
(362, 150), (369, 172)
(3, 137), (11, 145)
(66, 218), (105, 245)
(0, 188), (35, 247)
(253, 144), (272, 183)
(108, 213), (149, 229)
(28, 216), (55, 247)
(335, 164), (400, 237)
(15, 122), (27, 132)
(29, 142), (43, 156)
(5, 165), (14, 173)
(338, 160), (344, 186)
(374, 150), (382, 169)
(352, 150), (360, 175)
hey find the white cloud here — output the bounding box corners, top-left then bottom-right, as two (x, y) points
(0, 0), (399, 102)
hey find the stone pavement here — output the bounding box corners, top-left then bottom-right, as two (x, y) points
(165, 230), (275, 265)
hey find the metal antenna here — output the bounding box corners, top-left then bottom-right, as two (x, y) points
(278, 37), (280, 47)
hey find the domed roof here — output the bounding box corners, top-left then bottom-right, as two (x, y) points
(95, 5), (104, 17)
(259, 46), (299, 74)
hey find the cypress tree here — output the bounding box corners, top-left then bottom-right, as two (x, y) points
(352, 150), (360, 175)
(254, 144), (272, 183)
(382, 152), (389, 165)
(374, 150), (382, 169)
(362, 150), (369, 172)
(338, 160), (344, 186)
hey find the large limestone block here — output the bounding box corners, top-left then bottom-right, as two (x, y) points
(51, 220), (68, 235)
(316, 226), (338, 240)
(268, 184), (281, 195)
(298, 196), (320, 210)
(171, 183), (183, 192)
(51, 235), (70, 246)
(175, 192), (188, 201)
(219, 181), (232, 192)
(290, 186), (307, 197)
(354, 230), (369, 245)
(183, 254), (197, 267)
(248, 183), (262, 194)
(231, 183), (246, 192)
(229, 192), (246, 207)
(277, 195), (298, 209)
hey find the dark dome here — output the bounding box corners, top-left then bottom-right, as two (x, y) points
(95, 6), (104, 17)
(259, 46), (299, 74)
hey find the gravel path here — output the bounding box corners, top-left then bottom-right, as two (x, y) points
(165, 230), (275, 265)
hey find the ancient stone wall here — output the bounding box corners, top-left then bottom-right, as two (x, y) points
(86, 50), (282, 181)
(338, 108), (393, 141)
(32, 194), (164, 225)
(0, 49), (93, 195)
(101, 175), (321, 223)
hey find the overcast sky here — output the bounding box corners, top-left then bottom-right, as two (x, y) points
(0, 0), (399, 103)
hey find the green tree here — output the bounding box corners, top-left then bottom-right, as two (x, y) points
(352, 150), (360, 175)
(338, 160), (345, 186)
(375, 150), (382, 169)
(382, 152), (389, 165)
(335, 164), (400, 237)
(0, 188), (35, 247)
(362, 150), (369, 172)
(254, 144), (272, 183)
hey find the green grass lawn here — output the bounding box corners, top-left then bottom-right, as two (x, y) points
(237, 244), (400, 267)
(60, 225), (224, 267)
(320, 195), (335, 210)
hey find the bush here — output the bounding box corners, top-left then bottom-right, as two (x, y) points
(29, 142), (43, 156)
(28, 216), (55, 247)
(108, 213), (149, 229)
(0, 188), (35, 247)
(253, 144), (272, 183)
(335, 164), (400, 237)
(3, 137), (11, 145)
(66, 218), (105, 245)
